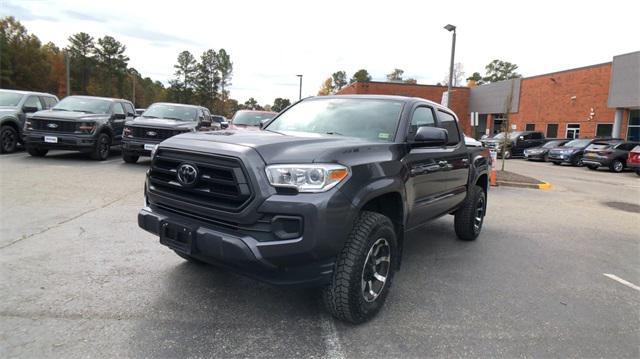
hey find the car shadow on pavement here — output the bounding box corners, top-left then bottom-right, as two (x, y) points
(128, 260), (327, 358)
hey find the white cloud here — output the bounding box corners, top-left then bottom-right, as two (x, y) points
(5, 0), (639, 106)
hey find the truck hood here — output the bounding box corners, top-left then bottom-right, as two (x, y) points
(32, 110), (109, 121)
(126, 117), (195, 130)
(159, 130), (393, 165)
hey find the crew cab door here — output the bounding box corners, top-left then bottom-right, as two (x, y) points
(403, 106), (470, 229)
(110, 102), (127, 141)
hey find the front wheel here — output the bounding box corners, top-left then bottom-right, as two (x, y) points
(122, 152), (139, 164)
(0, 125), (18, 153)
(90, 133), (111, 161)
(322, 211), (397, 324)
(454, 185), (486, 241)
(27, 146), (48, 157)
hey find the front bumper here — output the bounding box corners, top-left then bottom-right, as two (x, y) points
(548, 152), (576, 163)
(581, 155), (612, 167)
(122, 137), (162, 156)
(23, 131), (96, 151)
(139, 187), (356, 287)
(524, 151), (546, 160)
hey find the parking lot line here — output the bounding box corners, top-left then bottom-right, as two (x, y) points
(603, 273), (640, 291)
(319, 313), (345, 359)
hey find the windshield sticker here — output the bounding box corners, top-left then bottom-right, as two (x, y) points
(378, 133), (390, 139)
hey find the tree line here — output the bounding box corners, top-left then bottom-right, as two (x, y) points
(0, 16), (291, 117)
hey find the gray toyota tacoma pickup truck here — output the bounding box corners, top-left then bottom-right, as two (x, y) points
(138, 95), (490, 323)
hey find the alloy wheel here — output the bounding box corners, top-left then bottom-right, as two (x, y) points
(474, 197), (485, 233)
(361, 238), (391, 303)
(1, 128), (16, 152)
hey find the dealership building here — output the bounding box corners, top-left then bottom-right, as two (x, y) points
(337, 51), (639, 141)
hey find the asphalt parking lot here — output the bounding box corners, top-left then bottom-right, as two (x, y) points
(1, 150), (639, 358)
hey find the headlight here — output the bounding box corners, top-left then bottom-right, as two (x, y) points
(75, 121), (96, 134)
(265, 164), (349, 193)
(25, 120), (34, 130)
(150, 145), (158, 160)
(123, 126), (133, 137)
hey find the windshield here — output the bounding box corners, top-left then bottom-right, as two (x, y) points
(233, 111), (276, 126)
(142, 104), (197, 121)
(564, 139), (591, 148)
(587, 142), (615, 150)
(53, 97), (111, 114)
(543, 140), (565, 148)
(0, 91), (25, 107)
(265, 98), (404, 142)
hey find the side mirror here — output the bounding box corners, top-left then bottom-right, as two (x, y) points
(259, 118), (270, 129)
(113, 113), (126, 120)
(518, 135), (524, 141)
(413, 126), (448, 147)
(22, 106), (39, 114)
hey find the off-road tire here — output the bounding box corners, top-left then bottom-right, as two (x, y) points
(27, 146), (48, 157)
(90, 133), (111, 161)
(454, 185), (486, 241)
(322, 211), (398, 324)
(122, 152), (139, 164)
(0, 125), (18, 153)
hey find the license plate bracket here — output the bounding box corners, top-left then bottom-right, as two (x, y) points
(144, 144), (156, 151)
(159, 220), (195, 254)
(44, 136), (58, 143)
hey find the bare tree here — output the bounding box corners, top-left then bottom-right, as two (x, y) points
(500, 80), (516, 171)
(442, 62), (465, 87)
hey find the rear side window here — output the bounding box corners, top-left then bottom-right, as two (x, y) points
(437, 110), (460, 145)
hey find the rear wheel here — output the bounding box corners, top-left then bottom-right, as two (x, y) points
(322, 211), (397, 324)
(90, 133), (111, 161)
(0, 125), (18, 153)
(122, 152), (139, 164)
(27, 146), (48, 157)
(454, 185), (486, 241)
(609, 160), (624, 173)
(572, 157), (584, 167)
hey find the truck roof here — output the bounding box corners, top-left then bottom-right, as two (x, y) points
(0, 88), (58, 97)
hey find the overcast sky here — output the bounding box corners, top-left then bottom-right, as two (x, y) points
(3, 0), (638, 105)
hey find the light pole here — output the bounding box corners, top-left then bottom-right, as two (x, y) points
(444, 24), (456, 108)
(296, 74), (303, 100)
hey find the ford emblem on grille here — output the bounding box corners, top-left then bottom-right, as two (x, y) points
(177, 163), (198, 187)
(146, 131), (157, 136)
(47, 123), (58, 129)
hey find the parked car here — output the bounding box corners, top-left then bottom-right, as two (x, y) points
(0, 89), (58, 153)
(482, 131), (546, 158)
(229, 110), (277, 130)
(523, 139), (570, 161)
(23, 96), (134, 160)
(582, 140), (640, 172)
(627, 146), (640, 176)
(138, 95), (491, 323)
(464, 134), (482, 147)
(211, 115), (229, 129)
(121, 102), (214, 163)
(548, 138), (621, 166)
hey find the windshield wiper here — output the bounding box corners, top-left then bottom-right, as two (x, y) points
(142, 115), (158, 119)
(325, 131), (343, 136)
(163, 117), (185, 121)
(52, 108), (70, 111)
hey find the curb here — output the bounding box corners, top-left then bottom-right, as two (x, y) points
(496, 180), (552, 190)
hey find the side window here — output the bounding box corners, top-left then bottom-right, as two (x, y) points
(42, 97), (57, 109)
(24, 96), (43, 111)
(112, 103), (125, 115)
(203, 108), (211, 119)
(436, 110), (461, 145)
(122, 102), (135, 116)
(408, 106), (435, 140)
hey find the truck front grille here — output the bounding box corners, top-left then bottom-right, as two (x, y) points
(148, 149), (253, 213)
(30, 118), (76, 133)
(130, 126), (183, 140)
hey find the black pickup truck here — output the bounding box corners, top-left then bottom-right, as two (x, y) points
(24, 96), (135, 160)
(121, 102), (214, 163)
(138, 95), (490, 323)
(482, 131), (546, 158)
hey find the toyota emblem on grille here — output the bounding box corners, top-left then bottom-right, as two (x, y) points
(177, 163), (198, 187)
(146, 131), (157, 136)
(47, 123), (58, 129)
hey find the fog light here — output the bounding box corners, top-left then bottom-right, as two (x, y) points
(271, 216), (303, 240)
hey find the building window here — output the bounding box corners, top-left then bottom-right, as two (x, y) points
(546, 124), (558, 138)
(627, 110), (640, 141)
(525, 123), (535, 131)
(596, 124), (613, 138)
(566, 124), (580, 139)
